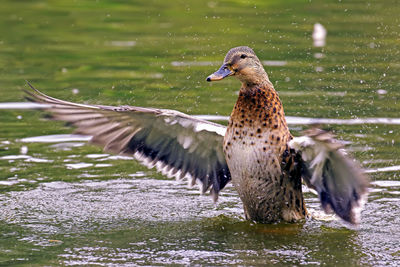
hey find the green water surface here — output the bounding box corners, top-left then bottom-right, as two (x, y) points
(1, 0), (400, 266)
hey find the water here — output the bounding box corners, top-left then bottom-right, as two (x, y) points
(1, 0), (400, 265)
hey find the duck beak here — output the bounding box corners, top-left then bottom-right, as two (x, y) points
(206, 64), (234, 82)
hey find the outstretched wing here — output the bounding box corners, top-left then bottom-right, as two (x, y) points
(25, 83), (231, 200)
(289, 128), (369, 225)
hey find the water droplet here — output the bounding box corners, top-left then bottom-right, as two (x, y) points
(20, 146), (28, 155)
(377, 89), (387, 95)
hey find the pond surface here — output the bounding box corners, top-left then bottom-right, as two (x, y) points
(1, 0), (400, 265)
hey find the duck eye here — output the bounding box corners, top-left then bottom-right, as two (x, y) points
(240, 54), (247, 59)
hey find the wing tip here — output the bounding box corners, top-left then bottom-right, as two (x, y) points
(25, 80), (43, 96)
(296, 127), (370, 226)
(210, 187), (219, 203)
(26, 80), (36, 91)
(349, 190), (369, 225)
(320, 186), (369, 226)
(23, 81), (52, 105)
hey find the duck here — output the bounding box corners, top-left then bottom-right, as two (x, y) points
(24, 46), (368, 225)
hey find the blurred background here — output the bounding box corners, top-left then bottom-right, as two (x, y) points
(0, 0), (400, 266)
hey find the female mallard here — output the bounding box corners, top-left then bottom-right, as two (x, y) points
(25, 46), (368, 225)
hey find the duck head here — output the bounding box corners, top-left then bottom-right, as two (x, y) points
(206, 46), (269, 85)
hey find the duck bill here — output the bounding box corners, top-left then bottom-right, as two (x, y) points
(206, 64), (234, 82)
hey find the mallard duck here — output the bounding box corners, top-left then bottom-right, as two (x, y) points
(25, 46), (368, 225)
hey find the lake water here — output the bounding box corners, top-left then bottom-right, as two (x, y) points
(1, 0), (400, 265)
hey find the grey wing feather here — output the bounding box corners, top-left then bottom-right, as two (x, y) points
(24, 83), (231, 199)
(289, 128), (369, 225)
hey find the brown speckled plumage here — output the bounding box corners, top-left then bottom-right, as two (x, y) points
(225, 76), (306, 222)
(212, 46), (307, 222)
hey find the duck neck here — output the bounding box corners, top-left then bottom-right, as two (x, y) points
(231, 80), (289, 133)
(237, 67), (271, 87)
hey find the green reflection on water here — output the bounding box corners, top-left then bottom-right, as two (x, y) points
(1, 0), (400, 266)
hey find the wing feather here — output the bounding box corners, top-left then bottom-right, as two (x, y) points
(25, 83), (231, 199)
(289, 128), (369, 225)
